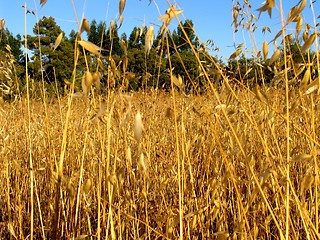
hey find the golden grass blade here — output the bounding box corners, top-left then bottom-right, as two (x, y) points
(120, 38), (128, 56)
(145, 25), (154, 56)
(301, 67), (311, 86)
(262, 40), (268, 61)
(292, 153), (313, 162)
(119, 0), (126, 17)
(296, 17), (303, 36)
(110, 20), (116, 31)
(119, 15), (124, 28)
(301, 33), (316, 52)
(78, 40), (102, 55)
(302, 31), (308, 42)
(229, 48), (242, 60)
(53, 32), (63, 51)
(7, 222), (17, 239)
(133, 29), (139, 45)
(256, 0), (275, 18)
(303, 80), (318, 95)
(83, 178), (92, 194)
(159, 4), (183, 22)
(171, 74), (184, 89)
(140, 25), (145, 37)
(300, 175), (314, 194)
(287, 0), (306, 24)
(269, 49), (280, 65)
(159, 4), (183, 34)
(82, 71), (93, 99)
(253, 86), (269, 104)
(0, 19), (5, 30)
(80, 18), (90, 34)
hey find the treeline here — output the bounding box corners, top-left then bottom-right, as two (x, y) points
(1, 16), (217, 97)
(0, 15), (318, 98)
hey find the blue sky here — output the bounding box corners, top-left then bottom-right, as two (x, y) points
(1, 0), (319, 59)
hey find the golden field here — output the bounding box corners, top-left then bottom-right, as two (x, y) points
(1, 86), (320, 239)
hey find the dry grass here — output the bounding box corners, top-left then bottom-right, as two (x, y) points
(1, 0), (320, 239)
(0, 86), (320, 239)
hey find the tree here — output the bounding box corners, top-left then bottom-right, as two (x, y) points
(27, 16), (74, 89)
(88, 20), (122, 57)
(128, 26), (147, 49)
(172, 19), (198, 53)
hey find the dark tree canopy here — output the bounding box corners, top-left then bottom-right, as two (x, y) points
(88, 20), (122, 56)
(27, 16), (74, 85)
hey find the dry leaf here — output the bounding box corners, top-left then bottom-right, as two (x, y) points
(171, 74), (184, 89)
(300, 174), (314, 193)
(7, 222), (17, 239)
(159, 4), (183, 34)
(269, 49), (280, 65)
(83, 179), (92, 193)
(119, 0), (126, 17)
(82, 71), (93, 99)
(300, 67), (310, 86)
(257, 0), (275, 18)
(80, 18), (90, 34)
(301, 33), (316, 52)
(53, 32), (63, 51)
(262, 40), (268, 61)
(303, 80), (318, 95)
(78, 40), (102, 55)
(0, 19), (5, 30)
(119, 15), (124, 28)
(229, 48), (242, 60)
(40, 0), (48, 7)
(296, 17), (303, 36)
(287, 0), (306, 23)
(145, 25), (154, 56)
(293, 153), (313, 162)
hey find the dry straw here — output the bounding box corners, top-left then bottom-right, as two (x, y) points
(133, 112), (143, 142)
(119, 0), (126, 17)
(256, 0), (275, 18)
(53, 32), (63, 51)
(262, 40), (268, 61)
(159, 4), (183, 34)
(229, 48), (242, 60)
(145, 25), (154, 56)
(78, 40), (102, 56)
(80, 18), (90, 34)
(0, 19), (5, 30)
(82, 71), (93, 99)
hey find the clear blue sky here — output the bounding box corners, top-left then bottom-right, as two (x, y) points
(1, 0), (319, 59)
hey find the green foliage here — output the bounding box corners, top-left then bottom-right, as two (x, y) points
(170, 19), (198, 54)
(88, 20), (122, 57)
